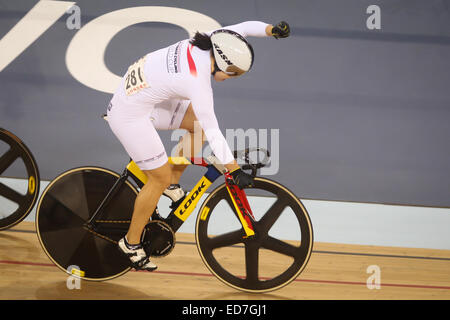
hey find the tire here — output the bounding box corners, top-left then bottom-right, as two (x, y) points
(0, 128), (40, 230)
(196, 177), (313, 293)
(36, 167), (137, 281)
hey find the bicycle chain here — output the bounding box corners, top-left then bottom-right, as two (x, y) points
(82, 220), (131, 244)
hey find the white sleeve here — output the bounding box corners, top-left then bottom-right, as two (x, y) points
(188, 83), (234, 165)
(208, 21), (270, 38)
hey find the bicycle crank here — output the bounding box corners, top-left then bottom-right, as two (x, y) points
(142, 220), (176, 257)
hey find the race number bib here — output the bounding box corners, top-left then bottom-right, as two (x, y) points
(125, 57), (149, 96)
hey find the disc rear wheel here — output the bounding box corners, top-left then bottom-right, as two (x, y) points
(36, 167), (137, 280)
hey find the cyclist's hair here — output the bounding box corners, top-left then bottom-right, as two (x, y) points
(189, 32), (212, 50)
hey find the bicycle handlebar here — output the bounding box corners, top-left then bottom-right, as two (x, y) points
(233, 148), (271, 177)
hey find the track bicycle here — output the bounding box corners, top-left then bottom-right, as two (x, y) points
(36, 147), (313, 293)
(0, 128), (40, 230)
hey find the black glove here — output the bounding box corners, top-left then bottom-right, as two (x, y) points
(230, 168), (254, 189)
(271, 21), (290, 39)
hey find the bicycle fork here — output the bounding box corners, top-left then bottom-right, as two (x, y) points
(224, 173), (256, 238)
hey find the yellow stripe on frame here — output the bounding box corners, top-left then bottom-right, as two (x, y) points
(168, 157), (192, 166)
(126, 161), (148, 185)
(174, 176), (211, 221)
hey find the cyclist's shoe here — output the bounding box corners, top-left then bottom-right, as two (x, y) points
(163, 184), (186, 209)
(118, 237), (157, 272)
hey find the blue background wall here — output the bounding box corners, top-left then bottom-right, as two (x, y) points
(1, 0), (449, 207)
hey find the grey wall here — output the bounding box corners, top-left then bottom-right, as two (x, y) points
(1, 0), (449, 207)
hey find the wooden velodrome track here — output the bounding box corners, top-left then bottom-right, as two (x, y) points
(0, 221), (449, 300)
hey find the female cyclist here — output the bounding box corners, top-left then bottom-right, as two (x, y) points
(106, 20), (290, 271)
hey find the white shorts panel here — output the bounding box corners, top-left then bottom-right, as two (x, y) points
(106, 95), (189, 170)
(150, 99), (190, 130)
(107, 101), (168, 171)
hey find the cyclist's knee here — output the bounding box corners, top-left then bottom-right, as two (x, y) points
(143, 163), (172, 189)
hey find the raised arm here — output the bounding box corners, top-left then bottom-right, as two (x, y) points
(209, 20), (291, 39)
(222, 21), (272, 38)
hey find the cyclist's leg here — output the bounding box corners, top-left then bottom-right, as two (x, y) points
(126, 162), (171, 245)
(171, 103), (206, 182)
(107, 99), (171, 245)
(177, 102), (206, 156)
(150, 99), (205, 184)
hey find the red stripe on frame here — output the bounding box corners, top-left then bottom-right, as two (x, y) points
(190, 157), (208, 166)
(187, 44), (197, 77)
